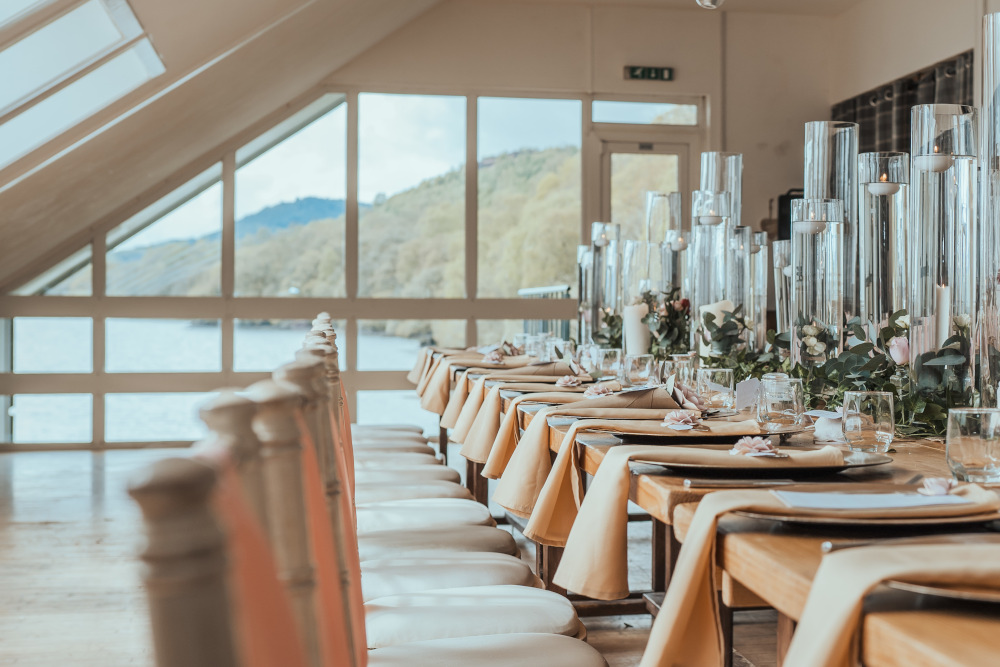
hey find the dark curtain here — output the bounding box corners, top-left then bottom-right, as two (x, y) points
(831, 50), (974, 152)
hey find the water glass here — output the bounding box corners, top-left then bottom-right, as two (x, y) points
(512, 333), (529, 354)
(946, 408), (1000, 482)
(577, 343), (600, 374)
(670, 353), (697, 386)
(598, 348), (623, 381)
(841, 391), (894, 453)
(525, 334), (547, 360)
(624, 354), (654, 387)
(655, 360), (677, 385)
(756, 377), (804, 432)
(546, 338), (575, 362)
(696, 368), (735, 410)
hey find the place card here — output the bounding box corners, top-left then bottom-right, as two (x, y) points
(772, 490), (971, 510)
(735, 378), (761, 410)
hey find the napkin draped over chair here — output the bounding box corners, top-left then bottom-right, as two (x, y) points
(637, 485), (1000, 667)
(554, 445), (842, 601)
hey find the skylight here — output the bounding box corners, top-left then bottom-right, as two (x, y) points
(0, 0), (48, 29)
(0, 0), (163, 170)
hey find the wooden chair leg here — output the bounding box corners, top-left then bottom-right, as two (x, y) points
(776, 613), (796, 666)
(652, 519), (667, 592)
(719, 596), (734, 667)
(438, 423), (448, 463)
(472, 461), (488, 506)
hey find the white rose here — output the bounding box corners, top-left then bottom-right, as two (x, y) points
(802, 325), (819, 336)
(803, 336), (817, 347)
(954, 314), (971, 328)
(897, 314), (910, 328)
(813, 341), (826, 353)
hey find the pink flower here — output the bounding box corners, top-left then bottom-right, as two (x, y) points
(556, 375), (582, 388)
(671, 299), (687, 312)
(888, 336), (909, 366)
(584, 382), (616, 398)
(730, 436), (779, 456)
(917, 477), (958, 496)
(662, 411), (698, 429)
(482, 349), (506, 364)
(672, 383), (708, 411)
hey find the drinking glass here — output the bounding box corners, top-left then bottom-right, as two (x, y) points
(625, 354), (654, 387)
(696, 368), (735, 409)
(946, 408), (1000, 482)
(655, 360), (677, 385)
(546, 338), (575, 362)
(598, 348), (623, 381)
(670, 353), (697, 386)
(526, 334), (547, 360)
(512, 333), (528, 354)
(577, 343), (599, 374)
(841, 391), (894, 453)
(756, 377), (804, 432)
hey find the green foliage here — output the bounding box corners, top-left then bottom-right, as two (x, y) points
(699, 307), (782, 380)
(643, 287), (691, 360)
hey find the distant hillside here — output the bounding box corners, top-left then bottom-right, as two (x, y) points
(234, 197), (356, 238)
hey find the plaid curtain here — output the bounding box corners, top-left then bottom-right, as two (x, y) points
(831, 50), (973, 152)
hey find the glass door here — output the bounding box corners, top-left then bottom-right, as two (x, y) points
(599, 140), (689, 241)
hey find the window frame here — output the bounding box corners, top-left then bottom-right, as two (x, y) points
(0, 84), (707, 450)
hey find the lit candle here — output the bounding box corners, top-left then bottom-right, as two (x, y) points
(914, 145), (955, 173)
(622, 303), (650, 356)
(698, 215), (724, 225)
(671, 235), (688, 251)
(792, 213), (827, 234)
(867, 172), (901, 196)
(935, 283), (951, 348)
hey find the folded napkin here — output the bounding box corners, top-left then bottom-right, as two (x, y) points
(492, 387), (682, 523)
(784, 541), (1000, 667)
(419, 354), (532, 415)
(523, 419), (757, 547)
(554, 445), (844, 600)
(636, 484), (1000, 667)
(449, 363), (576, 440)
(461, 386), (589, 465)
(440, 366), (571, 429)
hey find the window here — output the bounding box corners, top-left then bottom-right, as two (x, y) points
(11, 245), (92, 295)
(477, 97), (581, 298)
(11, 394), (93, 443)
(105, 393), (210, 442)
(234, 319), (347, 372)
(357, 320), (465, 371)
(0, 0), (164, 168)
(610, 153), (680, 240)
(0, 0), (47, 28)
(235, 97), (347, 298)
(358, 93), (466, 298)
(593, 101), (698, 125)
(105, 319), (221, 373)
(13, 317), (92, 373)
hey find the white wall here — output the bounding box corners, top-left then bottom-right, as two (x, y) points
(328, 0), (833, 228)
(830, 0), (981, 103)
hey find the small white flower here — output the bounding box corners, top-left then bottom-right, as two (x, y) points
(803, 336), (818, 347)
(802, 325), (820, 336)
(954, 314), (971, 328)
(897, 314), (910, 328)
(917, 477), (958, 496)
(556, 375), (582, 388)
(730, 436), (779, 456)
(662, 410), (698, 430)
(482, 349), (506, 364)
(812, 341), (826, 353)
(584, 383), (615, 398)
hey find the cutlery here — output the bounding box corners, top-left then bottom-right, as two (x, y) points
(822, 533), (1000, 553)
(683, 478), (798, 488)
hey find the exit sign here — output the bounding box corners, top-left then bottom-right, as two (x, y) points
(624, 66), (674, 82)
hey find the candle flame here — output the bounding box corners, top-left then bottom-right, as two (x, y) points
(933, 145), (940, 154)
(880, 173), (888, 183)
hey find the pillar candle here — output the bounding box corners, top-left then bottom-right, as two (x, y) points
(935, 284), (951, 348)
(623, 303), (650, 356)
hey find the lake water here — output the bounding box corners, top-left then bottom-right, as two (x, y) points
(9, 317), (438, 443)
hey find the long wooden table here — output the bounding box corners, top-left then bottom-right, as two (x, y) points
(494, 391), (1000, 666)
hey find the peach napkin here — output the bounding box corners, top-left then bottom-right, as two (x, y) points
(637, 485), (1000, 667)
(492, 387), (682, 523)
(784, 541), (1000, 667)
(419, 355), (535, 415)
(522, 419), (757, 547)
(554, 445), (844, 600)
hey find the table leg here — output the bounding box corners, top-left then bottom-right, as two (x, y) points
(719, 595), (734, 667)
(652, 519), (667, 592)
(776, 613), (796, 666)
(438, 423), (448, 463)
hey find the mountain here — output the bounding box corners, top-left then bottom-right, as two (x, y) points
(234, 197), (353, 238)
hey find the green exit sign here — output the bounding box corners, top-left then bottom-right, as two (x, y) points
(624, 66), (674, 82)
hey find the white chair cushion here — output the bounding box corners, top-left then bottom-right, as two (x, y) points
(358, 525), (517, 562)
(353, 442), (436, 455)
(354, 431), (429, 443)
(356, 498), (493, 535)
(356, 481), (472, 504)
(354, 424), (425, 434)
(365, 585), (581, 648)
(361, 552), (541, 602)
(368, 633), (608, 667)
(354, 453), (440, 468)
(355, 466), (461, 485)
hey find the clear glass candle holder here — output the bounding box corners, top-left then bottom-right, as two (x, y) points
(750, 231), (769, 353)
(645, 191), (673, 243)
(946, 408), (1000, 482)
(577, 245), (595, 344)
(842, 391), (895, 453)
(790, 199), (844, 367)
(591, 221), (621, 343)
(756, 377), (804, 432)
(858, 152), (909, 341)
(696, 368), (735, 410)
(772, 239), (792, 342)
(691, 191), (732, 350)
(700, 152), (743, 227)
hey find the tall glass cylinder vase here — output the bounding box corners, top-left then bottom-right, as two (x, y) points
(727, 225), (753, 318)
(751, 231), (769, 352)
(772, 240), (792, 355)
(700, 152), (743, 228)
(577, 244), (594, 344)
(591, 222), (621, 343)
(690, 191), (732, 352)
(645, 191), (670, 243)
(981, 12), (1000, 406)
(909, 104), (979, 404)
(804, 121), (859, 325)
(858, 152), (909, 341)
(663, 227), (688, 295)
(622, 240), (664, 356)
(791, 199), (844, 367)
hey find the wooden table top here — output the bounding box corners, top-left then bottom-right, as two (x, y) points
(504, 391), (1000, 667)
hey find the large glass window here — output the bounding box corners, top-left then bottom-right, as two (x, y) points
(593, 101), (698, 125)
(105, 319), (221, 373)
(477, 97), (581, 298)
(357, 320), (465, 371)
(235, 100), (347, 297)
(610, 153), (680, 241)
(358, 93), (466, 298)
(233, 318), (347, 372)
(13, 317), (92, 373)
(11, 394), (92, 443)
(105, 393), (210, 442)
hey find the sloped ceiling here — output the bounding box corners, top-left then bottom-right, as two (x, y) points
(0, 0), (439, 291)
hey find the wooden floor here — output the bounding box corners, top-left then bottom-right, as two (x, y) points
(0, 445), (778, 666)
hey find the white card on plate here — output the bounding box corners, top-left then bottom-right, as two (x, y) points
(735, 378), (761, 410)
(772, 490), (971, 510)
